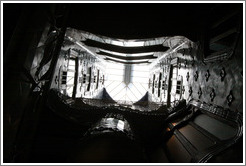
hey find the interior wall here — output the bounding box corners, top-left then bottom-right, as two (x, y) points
(148, 4), (243, 112)
(50, 45), (106, 99)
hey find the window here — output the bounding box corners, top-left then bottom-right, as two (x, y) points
(158, 73), (162, 97)
(87, 67), (92, 91)
(152, 74), (155, 94)
(66, 59), (75, 97)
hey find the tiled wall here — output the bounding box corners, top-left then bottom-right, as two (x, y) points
(51, 48), (106, 99)
(148, 36), (243, 112)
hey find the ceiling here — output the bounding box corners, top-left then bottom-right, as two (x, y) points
(62, 3), (216, 66)
(4, 3), (236, 54)
(66, 3), (214, 42)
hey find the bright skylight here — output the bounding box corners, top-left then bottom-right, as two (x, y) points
(104, 62), (149, 103)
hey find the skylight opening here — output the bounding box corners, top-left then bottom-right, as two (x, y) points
(104, 63), (149, 103)
(63, 28), (195, 103)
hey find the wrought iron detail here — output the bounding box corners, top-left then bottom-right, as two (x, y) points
(186, 72), (190, 81)
(189, 87), (193, 96)
(220, 67), (226, 81)
(210, 88), (216, 102)
(198, 87), (202, 99)
(205, 70), (210, 82)
(184, 60), (187, 68)
(194, 71), (199, 81)
(55, 76), (58, 84)
(226, 90), (234, 106)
